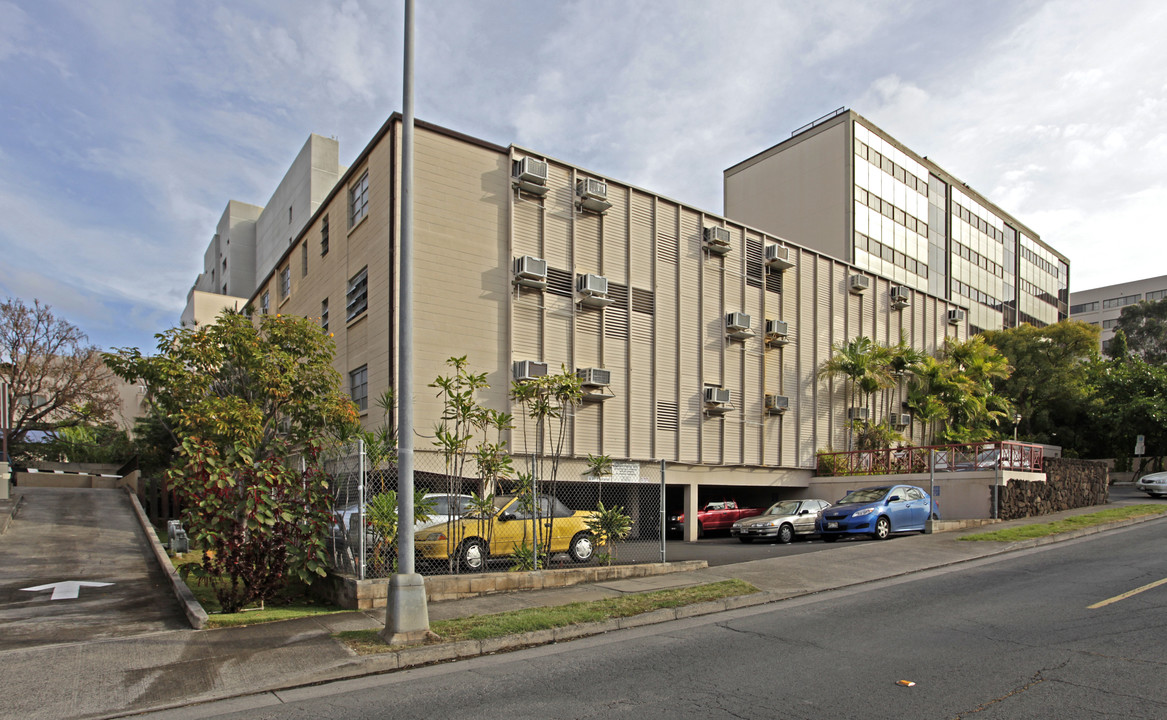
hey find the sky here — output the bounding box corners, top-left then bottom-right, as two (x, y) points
(1, 0), (1165, 351)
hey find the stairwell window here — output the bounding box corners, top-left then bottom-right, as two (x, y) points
(349, 170), (369, 228)
(321, 214), (330, 256)
(321, 298), (329, 332)
(279, 266), (291, 301)
(350, 365), (368, 412)
(346, 266), (368, 322)
(261, 291), (270, 315)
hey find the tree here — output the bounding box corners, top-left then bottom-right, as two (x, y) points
(817, 337), (892, 450)
(585, 501), (633, 566)
(1115, 298), (1167, 364)
(104, 310), (358, 612)
(1085, 356), (1167, 471)
(981, 321), (1099, 450)
(1, 298), (119, 462)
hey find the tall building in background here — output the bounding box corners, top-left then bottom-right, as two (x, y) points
(1069, 275), (1167, 353)
(724, 109), (1070, 334)
(181, 134), (344, 326)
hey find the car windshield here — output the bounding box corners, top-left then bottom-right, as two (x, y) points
(764, 501), (801, 516)
(837, 488), (890, 505)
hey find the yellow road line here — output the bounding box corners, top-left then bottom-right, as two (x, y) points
(1088, 578), (1167, 609)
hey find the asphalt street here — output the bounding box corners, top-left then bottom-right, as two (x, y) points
(166, 513), (1167, 720)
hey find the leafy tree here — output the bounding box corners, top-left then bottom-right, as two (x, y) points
(981, 321), (1099, 449)
(31, 422), (134, 465)
(365, 489), (435, 570)
(817, 336), (892, 450)
(1, 297), (119, 463)
(904, 337), (1012, 445)
(1084, 355), (1167, 470)
(1106, 328), (1130, 361)
(510, 367), (583, 568)
(1114, 298), (1167, 364)
(104, 310), (358, 612)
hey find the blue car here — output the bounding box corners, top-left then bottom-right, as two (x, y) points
(817, 484), (938, 542)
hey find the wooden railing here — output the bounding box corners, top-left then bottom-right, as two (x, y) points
(816, 441), (1044, 477)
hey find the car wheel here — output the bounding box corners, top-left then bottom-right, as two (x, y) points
(738, 537), (753, 544)
(457, 538), (487, 572)
(872, 516), (891, 541)
(777, 524), (794, 544)
(822, 534), (838, 543)
(568, 532), (595, 563)
(697, 522), (705, 539)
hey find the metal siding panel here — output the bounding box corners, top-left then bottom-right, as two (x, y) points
(513, 297), (542, 361)
(543, 164), (573, 269)
(544, 295), (573, 366)
(630, 192), (654, 288)
(604, 187), (627, 282)
(677, 207), (703, 464)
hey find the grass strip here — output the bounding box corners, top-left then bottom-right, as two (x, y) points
(336, 579), (760, 654)
(958, 504), (1167, 542)
(169, 550), (346, 628)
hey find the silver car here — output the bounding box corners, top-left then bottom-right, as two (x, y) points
(731, 499), (832, 544)
(1136, 472), (1167, 498)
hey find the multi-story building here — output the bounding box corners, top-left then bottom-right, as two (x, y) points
(181, 134), (344, 326)
(1069, 275), (1167, 353)
(198, 115), (968, 520)
(724, 108), (1070, 335)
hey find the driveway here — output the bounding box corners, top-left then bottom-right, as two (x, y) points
(0, 487), (188, 650)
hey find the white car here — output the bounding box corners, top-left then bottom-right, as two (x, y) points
(1136, 472), (1167, 498)
(336, 493), (475, 547)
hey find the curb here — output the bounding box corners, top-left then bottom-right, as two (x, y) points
(124, 488), (209, 630)
(0, 493), (24, 535)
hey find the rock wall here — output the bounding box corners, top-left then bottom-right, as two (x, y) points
(998, 457), (1109, 521)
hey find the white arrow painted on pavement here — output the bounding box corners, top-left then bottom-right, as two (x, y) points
(20, 581), (114, 600)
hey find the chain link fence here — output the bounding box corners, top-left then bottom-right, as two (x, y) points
(319, 441), (666, 579)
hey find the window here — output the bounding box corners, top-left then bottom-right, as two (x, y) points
(1069, 301), (1099, 314)
(349, 170), (369, 228)
(321, 298), (329, 331)
(301, 244), (308, 277)
(279, 266), (291, 301)
(261, 291), (270, 314)
(1103, 294), (1140, 309)
(346, 266), (368, 321)
(321, 214), (330, 256)
(1102, 318), (1119, 329)
(350, 365), (368, 412)
(1147, 289), (1167, 302)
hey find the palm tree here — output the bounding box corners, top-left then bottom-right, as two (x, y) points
(818, 336), (892, 449)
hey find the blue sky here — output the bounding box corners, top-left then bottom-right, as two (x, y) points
(2, 0), (1165, 351)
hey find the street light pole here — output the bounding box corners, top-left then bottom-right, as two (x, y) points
(383, 0), (430, 645)
(1013, 413), (1021, 441)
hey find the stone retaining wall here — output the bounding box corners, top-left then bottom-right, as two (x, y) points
(998, 457), (1108, 521)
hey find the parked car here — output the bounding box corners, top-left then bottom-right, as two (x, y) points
(668, 500), (764, 538)
(817, 485), (938, 541)
(335, 493), (475, 553)
(731, 499), (832, 543)
(1136, 472), (1167, 498)
(414, 493), (596, 571)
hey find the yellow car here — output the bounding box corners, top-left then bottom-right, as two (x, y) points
(415, 494), (596, 572)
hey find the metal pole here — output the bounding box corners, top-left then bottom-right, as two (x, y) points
(384, 0), (429, 644)
(358, 439), (366, 581)
(659, 459), (666, 563)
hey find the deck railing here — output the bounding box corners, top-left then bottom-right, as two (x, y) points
(816, 441), (1044, 477)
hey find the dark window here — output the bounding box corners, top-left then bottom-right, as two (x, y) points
(346, 267), (368, 321)
(321, 298), (329, 331)
(321, 214), (330, 256)
(350, 365), (368, 412)
(349, 171), (369, 227)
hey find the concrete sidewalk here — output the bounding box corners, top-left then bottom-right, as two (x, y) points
(3, 493), (1165, 720)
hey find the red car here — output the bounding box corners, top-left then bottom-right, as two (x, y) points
(668, 500), (764, 538)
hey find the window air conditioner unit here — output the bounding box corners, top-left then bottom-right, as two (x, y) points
(514, 255), (548, 290)
(765, 244), (795, 271)
(576, 367), (611, 387)
(890, 285), (911, 309)
(576, 178), (612, 213)
(847, 407), (870, 421)
(893, 413), (911, 428)
(576, 273), (613, 308)
(703, 226), (732, 255)
(849, 275), (870, 294)
(513, 157), (549, 196)
(726, 312), (755, 339)
(765, 394), (790, 415)
(948, 308), (966, 325)
(764, 319), (789, 346)
(704, 386), (731, 413)
(513, 360), (549, 382)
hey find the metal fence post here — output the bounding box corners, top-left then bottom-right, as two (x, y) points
(358, 439), (366, 581)
(659, 459), (666, 563)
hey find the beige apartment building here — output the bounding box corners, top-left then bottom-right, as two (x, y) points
(725, 109), (1070, 335)
(1070, 274), (1167, 353)
(214, 115), (969, 509)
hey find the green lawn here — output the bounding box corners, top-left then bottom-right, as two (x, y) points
(336, 579), (760, 654)
(958, 504), (1167, 542)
